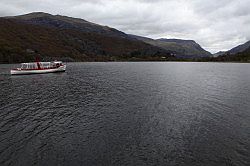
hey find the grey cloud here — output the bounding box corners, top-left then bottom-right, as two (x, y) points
(0, 0), (250, 53)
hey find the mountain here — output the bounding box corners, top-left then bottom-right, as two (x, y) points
(0, 12), (175, 63)
(229, 46), (250, 61)
(227, 40), (250, 55)
(214, 40), (250, 62)
(129, 35), (212, 58)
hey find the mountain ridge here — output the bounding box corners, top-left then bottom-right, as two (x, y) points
(7, 12), (131, 39)
(129, 34), (212, 58)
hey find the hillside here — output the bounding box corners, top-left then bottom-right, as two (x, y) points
(216, 47), (250, 62)
(213, 40), (250, 62)
(227, 40), (250, 55)
(129, 35), (212, 59)
(0, 13), (173, 63)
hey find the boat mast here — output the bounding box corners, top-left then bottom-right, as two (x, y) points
(36, 57), (41, 69)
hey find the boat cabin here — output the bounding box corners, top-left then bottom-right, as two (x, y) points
(20, 61), (63, 70)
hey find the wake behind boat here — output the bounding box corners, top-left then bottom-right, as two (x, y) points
(11, 61), (66, 75)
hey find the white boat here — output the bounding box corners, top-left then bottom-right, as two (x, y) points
(11, 61), (66, 75)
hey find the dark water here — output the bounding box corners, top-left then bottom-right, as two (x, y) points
(0, 62), (250, 166)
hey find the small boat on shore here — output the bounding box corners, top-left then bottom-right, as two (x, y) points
(11, 61), (66, 75)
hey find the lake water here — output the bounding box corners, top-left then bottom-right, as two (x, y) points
(0, 62), (250, 166)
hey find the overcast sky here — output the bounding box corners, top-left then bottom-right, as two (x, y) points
(1, 0), (249, 53)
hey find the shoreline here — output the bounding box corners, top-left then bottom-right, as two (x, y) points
(1, 61), (250, 65)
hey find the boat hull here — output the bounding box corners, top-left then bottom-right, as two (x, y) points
(11, 65), (66, 75)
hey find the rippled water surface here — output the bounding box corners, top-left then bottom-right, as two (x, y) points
(0, 62), (250, 166)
